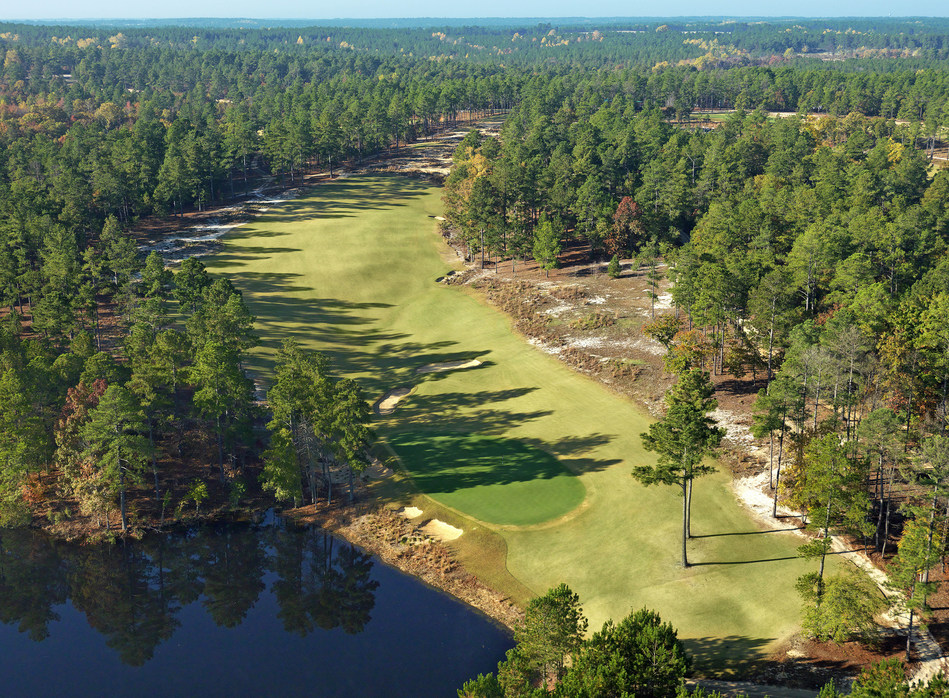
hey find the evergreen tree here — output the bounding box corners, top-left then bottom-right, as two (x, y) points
(633, 369), (724, 567)
(532, 217), (562, 278)
(81, 384), (151, 533)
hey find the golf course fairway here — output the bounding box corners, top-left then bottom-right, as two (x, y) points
(207, 174), (820, 671)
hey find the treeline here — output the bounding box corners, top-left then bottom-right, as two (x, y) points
(6, 17), (949, 67)
(0, 523), (378, 666)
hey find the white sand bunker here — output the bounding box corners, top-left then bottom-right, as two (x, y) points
(417, 359), (482, 374)
(375, 387), (412, 414)
(422, 519), (463, 541)
(399, 506), (423, 519)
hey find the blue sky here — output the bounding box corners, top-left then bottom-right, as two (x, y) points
(1, 0), (947, 20)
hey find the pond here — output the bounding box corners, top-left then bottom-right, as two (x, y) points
(0, 518), (513, 697)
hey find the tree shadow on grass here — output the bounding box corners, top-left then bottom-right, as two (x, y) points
(210, 270), (504, 393)
(386, 429), (618, 496)
(245, 175), (436, 223)
(683, 635), (774, 675)
(392, 389), (554, 436)
(693, 527), (803, 538)
(690, 556), (799, 566)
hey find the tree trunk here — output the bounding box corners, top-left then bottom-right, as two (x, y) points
(681, 477), (690, 567)
(119, 460), (127, 533)
(150, 420), (159, 502)
(773, 429), (786, 518)
(906, 604), (915, 662)
(817, 494), (833, 586)
(216, 415), (225, 482)
(686, 478), (693, 538)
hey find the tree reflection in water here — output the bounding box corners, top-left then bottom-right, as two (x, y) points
(0, 520), (378, 666)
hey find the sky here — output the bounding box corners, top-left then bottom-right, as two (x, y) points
(1, 0), (947, 20)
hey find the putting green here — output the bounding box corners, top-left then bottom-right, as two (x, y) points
(387, 432), (585, 526)
(207, 174), (823, 671)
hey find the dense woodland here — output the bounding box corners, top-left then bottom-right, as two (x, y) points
(2, 21), (949, 664)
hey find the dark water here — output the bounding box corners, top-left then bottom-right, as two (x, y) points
(0, 518), (512, 697)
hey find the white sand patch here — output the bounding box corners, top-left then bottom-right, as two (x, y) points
(710, 408), (755, 447)
(544, 303), (573, 316)
(587, 296), (607, 305)
(528, 338), (563, 355)
(654, 293), (673, 310)
(375, 387), (412, 414)
(422, 519), (463, 541)
(417, 359), (482, 374)
(567, 336), (606, 349)
(141, 222), (243, 256)
(400, 506), (423, 519)
(629, 336), (666, 356)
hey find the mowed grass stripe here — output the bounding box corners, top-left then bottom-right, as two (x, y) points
(207, 174), (821, 671)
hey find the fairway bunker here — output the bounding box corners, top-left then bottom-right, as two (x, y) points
(375, 387), (414, 414)
(388, 432), (584, 527)
(417, 359), (482, 374)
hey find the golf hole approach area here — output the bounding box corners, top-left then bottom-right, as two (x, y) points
(386, 433), (585, 526)
(207, 173), (817, 671)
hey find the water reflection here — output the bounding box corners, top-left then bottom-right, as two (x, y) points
(0, 522), (379, 666)
(0, 520), (512, 697)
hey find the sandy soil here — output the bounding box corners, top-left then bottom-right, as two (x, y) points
(400, 506), (423, 518)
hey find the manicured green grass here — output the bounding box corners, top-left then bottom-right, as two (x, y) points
(207, 173), (825, 672)
(387, 432), (585, 526)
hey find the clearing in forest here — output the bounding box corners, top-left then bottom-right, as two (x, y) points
(206, 173), (821, 671)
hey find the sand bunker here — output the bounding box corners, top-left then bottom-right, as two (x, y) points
(375, 387), (412, 414)
(400, 506), (423, 519)
(417, 359), (482, 374)
(422, 519), (463, 541)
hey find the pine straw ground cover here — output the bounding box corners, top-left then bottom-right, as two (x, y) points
(205, 173), (823, 674)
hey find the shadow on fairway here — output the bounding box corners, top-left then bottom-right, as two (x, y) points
(248, 175), (434, 222)
(690, 556), (799, 566)
(202, 270), (493, 391)
(693, 527), (803, 538)
(684, 635), (773, 674)
(387, 431), (595, 525)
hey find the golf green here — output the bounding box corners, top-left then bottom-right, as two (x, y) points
(207, 173), (823, 669)
(387, 432), (585, 526)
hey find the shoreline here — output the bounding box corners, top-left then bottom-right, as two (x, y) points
(283, 501), (525, 633)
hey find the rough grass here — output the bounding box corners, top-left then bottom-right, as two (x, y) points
(207, 174), (823, 672)
(387, 432), (585, 526)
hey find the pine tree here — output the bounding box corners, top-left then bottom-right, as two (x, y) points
(633, 369), (724, 567)
(82, 384), (152, 533)
(533, 217), (562, 278)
